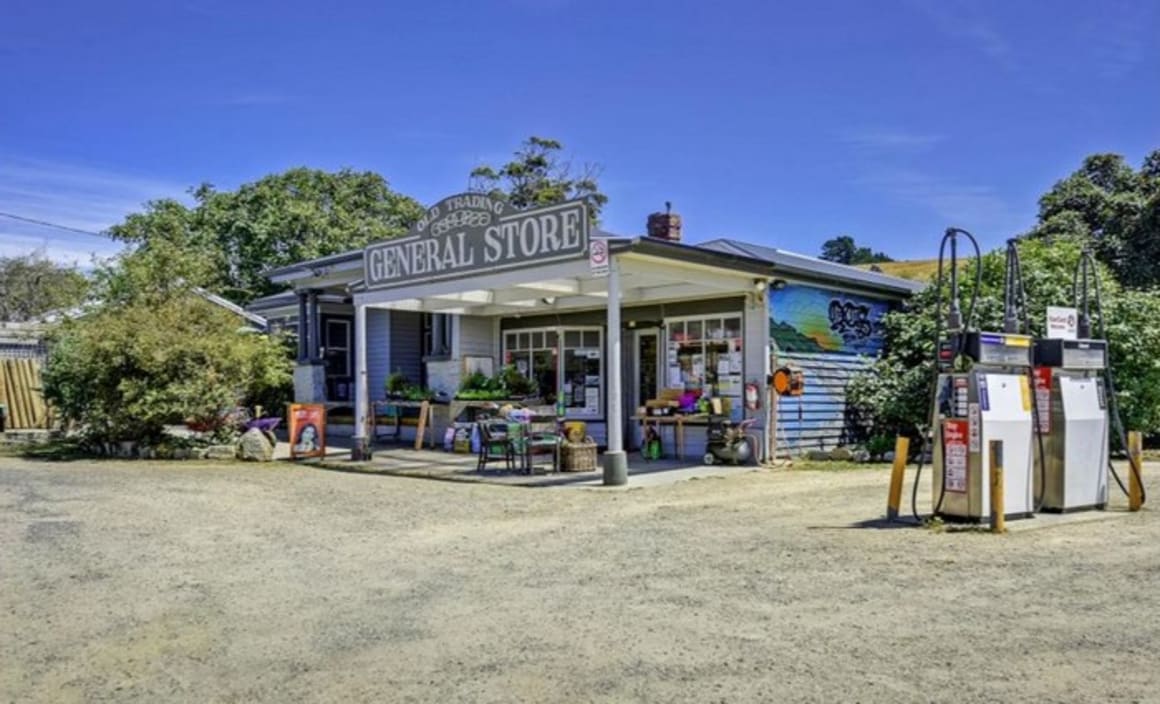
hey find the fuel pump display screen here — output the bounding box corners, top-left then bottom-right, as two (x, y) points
(1060, 345), (1106, 370)
(967, 333), (1033, 367)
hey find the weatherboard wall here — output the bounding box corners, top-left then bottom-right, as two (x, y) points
(769, 284), (894, 452)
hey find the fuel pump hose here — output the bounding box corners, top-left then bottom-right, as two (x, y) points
(1075, 249), (1146, 505)
(1007, 241), (1049, 511)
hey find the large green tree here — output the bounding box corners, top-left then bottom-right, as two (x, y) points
(469, 136), (608, 224)
(109, 168), (424, 303)
(819, 235), (893, 265)
(0, 251), (88, 321)
(1028, 150), (1160, 288)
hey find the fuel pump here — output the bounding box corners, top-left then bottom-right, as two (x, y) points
(910, 231), (1039, 523)
(1032, 249), (1145, 510)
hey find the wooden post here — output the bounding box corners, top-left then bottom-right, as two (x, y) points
(886, 436), (910, 521)
(1128, 431), (1143, 512)
(414, 400), (431, 451)
(990, 440), (1006, 534)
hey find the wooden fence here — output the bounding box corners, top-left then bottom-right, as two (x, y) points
(0, 358), (52, 429)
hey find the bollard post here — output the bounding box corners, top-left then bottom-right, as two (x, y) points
(886, 436), (910, 521)
(989, 439), (1006, 534)
(1128, 431), (1143, 512)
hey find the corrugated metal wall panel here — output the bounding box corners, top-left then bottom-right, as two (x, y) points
(772, 351), (873, 453)
(366, 309), (391, 401)
(389, 310), (423, 386)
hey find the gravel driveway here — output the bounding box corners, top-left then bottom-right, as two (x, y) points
(1, 457), (1157, 703)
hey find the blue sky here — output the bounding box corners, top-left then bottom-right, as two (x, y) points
(1, 0), (1157, 264)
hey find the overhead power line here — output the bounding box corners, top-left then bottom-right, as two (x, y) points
(0, 211), (112, 238)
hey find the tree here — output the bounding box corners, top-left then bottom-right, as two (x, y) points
(469, 136), (608, 224)
(42, 293), (292, 446)
(1027, 150), (1160, 288)
(819, 235), (894, 265)
(0, 251), (89, 321)
(846, 236), (1160, 440)
(108, 168), (424, 303)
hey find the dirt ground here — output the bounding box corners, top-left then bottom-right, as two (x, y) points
(1, 456), (1157, 703)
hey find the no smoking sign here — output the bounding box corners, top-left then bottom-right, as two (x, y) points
(589, 238), (609, 277)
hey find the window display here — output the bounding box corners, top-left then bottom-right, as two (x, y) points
(503, 327), (602, 416)
(665, 315), (743, 419)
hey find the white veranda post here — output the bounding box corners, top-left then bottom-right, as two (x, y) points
(603, 255), (627, 485)
(352, 303), (369, 459)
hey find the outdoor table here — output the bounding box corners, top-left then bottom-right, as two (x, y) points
(630, 413), (708, 460)
(371, 400), (436, 449)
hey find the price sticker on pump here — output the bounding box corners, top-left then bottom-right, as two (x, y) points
(943, 420), (969, 493)
(968, 403), (981, 452)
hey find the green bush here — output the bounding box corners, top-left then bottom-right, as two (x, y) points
(43, 296), (292, 445)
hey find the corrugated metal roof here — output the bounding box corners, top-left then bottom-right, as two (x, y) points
(696, 238), (925, 295)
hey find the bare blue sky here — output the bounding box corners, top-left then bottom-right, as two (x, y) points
(1, 0), (1157, 263)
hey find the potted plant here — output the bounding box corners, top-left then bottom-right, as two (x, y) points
(499, 364), (537, 399)
(386, 370), (409, 399)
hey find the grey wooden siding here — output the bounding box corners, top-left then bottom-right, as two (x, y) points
(366, 309), (391, 401)
(772, 351), (873, 453)
(458, 315), (495, 358)
(389, 310), (423, 386)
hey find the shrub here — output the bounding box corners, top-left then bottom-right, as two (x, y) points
(43, 296), (292, 445)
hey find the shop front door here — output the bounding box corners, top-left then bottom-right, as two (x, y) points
(631, 329), (659, 447)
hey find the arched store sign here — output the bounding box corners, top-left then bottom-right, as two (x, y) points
(364, 193), (589, 290)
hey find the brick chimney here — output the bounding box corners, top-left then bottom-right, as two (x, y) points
(646, 201), (682, 242)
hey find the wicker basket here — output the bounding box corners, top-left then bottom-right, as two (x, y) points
(560, 437), (598, 472)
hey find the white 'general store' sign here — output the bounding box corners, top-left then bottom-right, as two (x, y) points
(364, 193), (589, 290)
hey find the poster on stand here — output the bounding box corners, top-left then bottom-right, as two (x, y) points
(289, 404), (326, 459)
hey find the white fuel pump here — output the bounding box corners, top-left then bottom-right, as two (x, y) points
(909, 233), (1043, 523)
(1032, 248), (1145, 511)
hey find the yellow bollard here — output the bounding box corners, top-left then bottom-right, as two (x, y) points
(990, 440), (1006, 534)
(1128, 431), (1144, 512)
(886, 436), (910, 521)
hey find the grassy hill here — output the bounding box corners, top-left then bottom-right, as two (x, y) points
(857, 259), (942, 281)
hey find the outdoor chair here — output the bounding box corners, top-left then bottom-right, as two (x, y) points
(476, 419), (514, 473)
(509, 419), (561, 475)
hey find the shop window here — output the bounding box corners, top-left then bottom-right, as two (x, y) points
(563, 328), (602, 417)
(665, 314), (743, 419)
(502, 327), (602, 416)
(503, 329), (559, 403)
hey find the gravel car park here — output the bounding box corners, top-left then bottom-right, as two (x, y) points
(2, 457), (1156, 703)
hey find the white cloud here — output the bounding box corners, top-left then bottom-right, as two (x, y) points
(852, 167), (1028, 236)
(0, 158), (188, 264)
(907, 0), (1015, 70)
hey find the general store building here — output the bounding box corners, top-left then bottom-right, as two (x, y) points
(249, 194), (921, 471)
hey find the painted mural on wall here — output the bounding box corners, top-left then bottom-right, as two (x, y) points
(769, 284), (890, 356)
